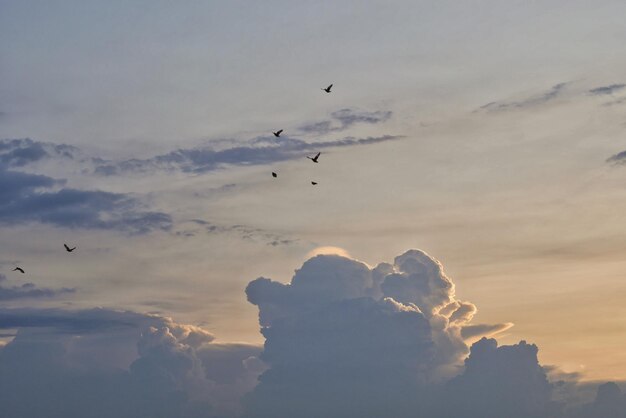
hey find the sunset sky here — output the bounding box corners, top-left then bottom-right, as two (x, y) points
(2, 1), (626, 417)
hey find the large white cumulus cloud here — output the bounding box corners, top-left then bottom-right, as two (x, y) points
(244, 250), (517, 417)
(244, 249), (625, 418)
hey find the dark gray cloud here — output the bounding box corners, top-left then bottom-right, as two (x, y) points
(95, 134), (401, 175)
(0, 307), (262, 418)
(589, 84), (626, 96)
(0, 167), (171, 233)
(0, 307), (157, 333)
(444, 337), (558, 418)
(606, 150), (626, 165)
(2, 116), (399, 177)
(0, 279), (75, 301)
(0, 138), (82, 167)
(479, 83), (568, 112)
(298, 108), (392, 135)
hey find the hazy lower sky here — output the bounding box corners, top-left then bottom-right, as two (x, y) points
(3, 2), (626, 416)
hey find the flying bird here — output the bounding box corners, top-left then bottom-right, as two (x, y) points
(311, 181), (318, 185)
(12, 267), (25, 274)
(307, 152), (321, 163)
(273, 129), (283, 137)
(322, 84), (333, 93)
(272, 172), (277, 178)
(64, 244), (77, 252)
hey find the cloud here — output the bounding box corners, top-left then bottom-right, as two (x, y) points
(0, 138), (82, 168)
(298, 108), (392, 135)
(460, 322), (514, 340)
(589, 84), (626, 96)
(570, 382), (626, 418)
(95, 134), (401, 175)
(3, 118), (400, 177)
(606, 150), (626, 165)
(1, 248), (622, 417)
(444, 337), (558, 418)
(175, 220), (297, 246)
(479, 83), (568, 112)
(0, 166), (172, 233)
(0, 278), (75, 301)
(0, 307), (263, 418)
(244, 250), (516, 417)
(243, 249), (626, 418)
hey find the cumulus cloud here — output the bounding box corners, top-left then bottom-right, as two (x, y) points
(298, 108), (392, 135)
(244, 250), (516, 417)
(479, 83), (568, 112)
(0, 166), (171, 233)
(1, 249), (622, 417)
(243, 249), (626, 418)
(444, 337), (558, 418)
(0, 307), (263, 418)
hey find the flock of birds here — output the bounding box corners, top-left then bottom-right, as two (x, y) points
(271, 84), (331, 185)
(8, 83), (335, 276)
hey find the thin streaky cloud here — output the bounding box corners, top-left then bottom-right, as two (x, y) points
(94, 134), (402, 175)
(589, 84), (626, 96)
(478, 82), (569, 112)
(298, 108), (393, 135)
(606, 150), (626, 165)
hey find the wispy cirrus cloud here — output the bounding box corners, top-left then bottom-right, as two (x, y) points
(176, 219), (298, 246)
(1, 108), (398, 177)
(298, 108), (392, 135)
(478, 83), (568, 112)
(606, 150), (626, 165)
(589, 84), (626, 96)
(94, 134), (402, 175)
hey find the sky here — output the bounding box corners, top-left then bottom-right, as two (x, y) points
(2, 1), (626, 416)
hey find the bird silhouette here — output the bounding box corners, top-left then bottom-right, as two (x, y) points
(12, 267), (25, 274)
(311, 181), (318, 185)
(307, 152), (321, 163)
(273, 129), (283, 137)
(322, 84), (333, 93)
(64, 244), (77, 252)
(272, 172), (277, 178)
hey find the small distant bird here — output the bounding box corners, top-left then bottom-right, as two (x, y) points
(273, 129), (283, 137)
(307, 152), (321, 163)
(311, 181), (318, 185)
(12, 267), (25, 274)
(64, 244), (77, 252)
(322, 84), (333, 93)
(272, 172), (277, 178)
